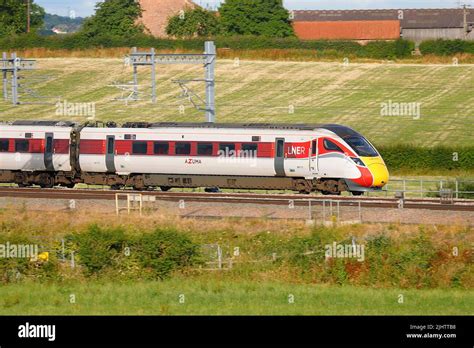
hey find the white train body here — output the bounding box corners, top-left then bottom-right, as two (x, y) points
(0, 122), (389, 194)
(0, 124), (73, 172)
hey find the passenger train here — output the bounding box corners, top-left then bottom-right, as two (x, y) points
(0, 121), (389, 195)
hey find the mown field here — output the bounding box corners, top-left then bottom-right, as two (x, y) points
(1, 279), (472, 315)
(0, 58), (472, 147)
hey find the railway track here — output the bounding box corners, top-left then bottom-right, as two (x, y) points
(0, 187), (473, 212)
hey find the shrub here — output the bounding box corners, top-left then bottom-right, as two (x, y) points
(0, 235), (60, 283)
(377, 145), (474, 172)
(166, 8), (221, 38)
(0, 33), (414, 59)
(420, 39), (474, 55)
(66, 225), (200, 279)
(427, 180), (474, 199)
(134, 229), (200, 279)
(67, 224), (127, 276)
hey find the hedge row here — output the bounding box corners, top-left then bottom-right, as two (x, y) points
(0, 226), (201, 283)
(377, 145), (474, 171)
(0, 33), (414, 59)
(3, 34), (474, 58)
(279, 227), (472, 288)
(1, 224), (472, 288)
(419, 39), (474, 55)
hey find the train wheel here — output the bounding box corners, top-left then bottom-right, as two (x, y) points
(160, 186), (171, 192)
(38, 174), (54, 188)
(321, 190), (341, 196)
(110, 184), (122, 191)
(351, 191), (364, 196)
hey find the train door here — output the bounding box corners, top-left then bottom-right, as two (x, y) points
(310, 139), (318, 173)
(44, 133), (54, 171)
(274, 138), (285, 176)
(106, 135), (116, 173)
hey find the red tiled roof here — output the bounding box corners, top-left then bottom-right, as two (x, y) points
(293, 20), (401, 40)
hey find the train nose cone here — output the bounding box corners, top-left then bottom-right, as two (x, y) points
(360, 157), (389, 188)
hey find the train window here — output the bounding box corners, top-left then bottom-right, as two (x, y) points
(154, 142), (169, 155)
(46, 137), (53, 153)
(107, 138), (114, 154)
(175, 142), (191, 155)
(219, 143), (235, 156)
(323, 139), (343, 153)
(312, 140), (317, 156)
(241, 143), (258, 157)
(344, 136), (378, 157)
(197, 143), (213, 156)
(0, 139), (9, 152)
(15, 139), (29, 153)
(132, 141), (148, 154)
(276, 140), (284, 158)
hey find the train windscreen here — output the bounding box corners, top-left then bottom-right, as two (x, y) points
(344, 136), (378, 157)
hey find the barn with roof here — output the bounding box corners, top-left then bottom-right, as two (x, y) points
(292, 8), (474, 42)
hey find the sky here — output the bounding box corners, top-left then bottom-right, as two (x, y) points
(36, 0), (473, 18)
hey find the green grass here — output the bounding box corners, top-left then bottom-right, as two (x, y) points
(0, 58), (473, 147)
(0, 279), (472, 315)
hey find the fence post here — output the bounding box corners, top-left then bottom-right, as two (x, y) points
(420, 179), (423, 198)
(455, 180), (459, 199)
(70, 251), (75, 268)
(217, 245), (222, 269)
(61, 239), (65, 262)
(358, 201), (362, 223)
(322, 200), (326, 222)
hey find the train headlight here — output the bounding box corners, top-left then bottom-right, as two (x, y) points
(350, 157), (365, 166)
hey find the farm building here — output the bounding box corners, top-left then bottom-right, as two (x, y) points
(138, 0), (199, 38)
(293, 8), (474, 42)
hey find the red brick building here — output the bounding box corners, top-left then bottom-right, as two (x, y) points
(138, 0), (199, 38)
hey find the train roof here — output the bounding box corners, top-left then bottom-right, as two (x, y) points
(4, 120), (78, 127)
(125, 121), (356, 132)
(141, 122), (363, 139)
(1, 121), (364, 139)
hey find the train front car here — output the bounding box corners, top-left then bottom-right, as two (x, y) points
(319, 125), (389, 195)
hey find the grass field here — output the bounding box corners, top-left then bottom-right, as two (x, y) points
(0, 208), (472, 315)
(0, 58), (473, 147)
(0, 279), (472, 315)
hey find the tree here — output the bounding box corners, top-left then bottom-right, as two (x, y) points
(166, 8), (220, 38)
(80, 0), (144, 38)
(219, 0), (293, 37)
(0, 0), (45, 36)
